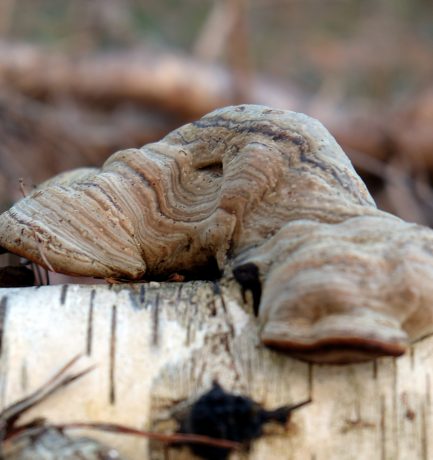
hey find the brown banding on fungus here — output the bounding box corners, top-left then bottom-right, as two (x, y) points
(1, 104), (433, 363)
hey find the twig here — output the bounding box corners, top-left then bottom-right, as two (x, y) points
(0, 354), (95, 440)
(34, 235), (55, 274)
(52, 422), (242, 451)
(18, 178), (27, 199)
(194, 0), (235, 61)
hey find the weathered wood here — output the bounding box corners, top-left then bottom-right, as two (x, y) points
(0, 281), (431, 459)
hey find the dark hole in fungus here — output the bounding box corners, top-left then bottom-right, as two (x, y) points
(177, 381), (311, 460)
(0, 265), (35, 287)
(196, 161), (224, 177)
(141, 256), (223, 283)
(232, 263), (262, 315)
(179, 256), (223, 281)
(356, 169), (385, 198)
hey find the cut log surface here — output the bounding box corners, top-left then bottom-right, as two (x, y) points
(0, 281), (432, 459)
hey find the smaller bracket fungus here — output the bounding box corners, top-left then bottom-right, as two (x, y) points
(233, 216), (433, 363)
(1, 104), (433, 363)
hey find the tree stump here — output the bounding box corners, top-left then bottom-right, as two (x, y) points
(0, 281), (432, 459)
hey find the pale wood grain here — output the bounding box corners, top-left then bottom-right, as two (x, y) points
(0, 281), (431, 459)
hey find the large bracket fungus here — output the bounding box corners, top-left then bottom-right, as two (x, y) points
(1, 104), (433, 363)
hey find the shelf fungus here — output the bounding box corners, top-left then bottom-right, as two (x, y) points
(1, 104), (433, 363)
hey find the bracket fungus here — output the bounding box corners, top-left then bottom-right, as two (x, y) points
(1, 104), (433, 363)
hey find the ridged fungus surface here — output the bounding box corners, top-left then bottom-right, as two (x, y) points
(1, 105), (433, 363)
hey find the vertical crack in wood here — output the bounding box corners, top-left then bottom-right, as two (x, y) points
(60, 284), (69, 305)
(128, 291), (140, 309)
(176, 283), (183, 302)
(86, 289), (96, 356)
(109, 303), (117, 405)
(152, 293), (160, 346)
(140, 284), (146, 305)
(213, 281), (235, 338)
(214, 282), (243, 382)
(410, 346), (415, 369)
(185, 318), (192, 347)
(0, 296), (8, 357)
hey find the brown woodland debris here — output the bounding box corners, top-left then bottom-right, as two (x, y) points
(0, 42), (432, 225)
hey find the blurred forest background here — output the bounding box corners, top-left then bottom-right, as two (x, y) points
(1, 0), (433, 226)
